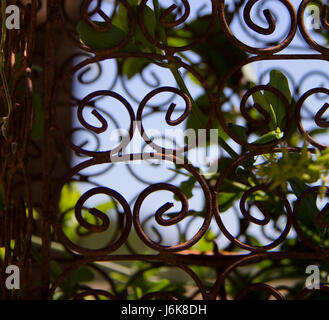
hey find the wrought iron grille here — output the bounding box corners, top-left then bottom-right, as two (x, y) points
(1, 0), (329, 300)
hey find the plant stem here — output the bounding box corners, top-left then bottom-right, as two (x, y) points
(152, 1), (197, 108)
(151, 1), (240, 161)
(151, 1), (208, 129)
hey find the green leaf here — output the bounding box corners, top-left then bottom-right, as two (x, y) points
(184, 14), (247, 87)
(245, 234), (262, 247)
(0, 248), (5, 260)
(191, 230), (216, 252)
(185, 105), (208, 131)
(289, 179), (329, 247)
(228, 123), (247, 141)
(251, 71), (291, 129)
(59, 183), (81, 213)
(50, 261), (62, 279)
(111, 3), (129, 32)
(251, 84), (278, 130)
(122, 57), (149, 79)
(175, 175), (196, 200)
(76, 20), (133, 50)
(218, 192), (241, 212)
(268, 104), (278, 128)
(138, 5), (157, 38)
(252, 129), (283, 145)
(185, 94), (229, 141)
(220, 179), (248, 193)
(133, 5), (158, 52)
(68, 267), (95, 283)
(168, 29), (192, 47)
(95, 201), (115, 213)
(148, 279), (172, 292)
(51, 263), (95, 297)
(77, 5), (158, 53)
(289, 179), (319, 232)
(263, 70), (291, 128)
(112, 4), (157, 52)
(251, 82), (269, 110)
(31, 93), (44, 140)
(134, 287), (143, 299)
(128, 266), (185, 300)
(128, 0), (140, 5)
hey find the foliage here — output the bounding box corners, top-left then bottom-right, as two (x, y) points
(76, 1), (329, 296)
(256, 147), (329, 191)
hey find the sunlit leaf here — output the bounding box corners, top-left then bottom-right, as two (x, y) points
(59, 184), (81, 213)
(122, 57), (149, 79)
(252, 129), (283, 145)
(218, 192), (241, 212)
(263, 70), (291, 128)
(191, 230), (216, 252)
(76, 20), (136, 51)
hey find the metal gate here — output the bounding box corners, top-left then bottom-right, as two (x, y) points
(1, 0), (329, 300)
